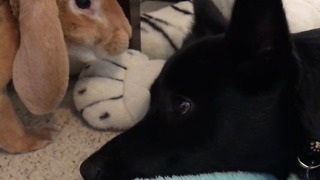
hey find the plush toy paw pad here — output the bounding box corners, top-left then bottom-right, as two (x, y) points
(73, 50), (165, 130)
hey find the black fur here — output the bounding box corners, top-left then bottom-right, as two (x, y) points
(80, 0), (320, 179)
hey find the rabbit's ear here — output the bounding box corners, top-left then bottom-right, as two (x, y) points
(13, 0), (69, 115)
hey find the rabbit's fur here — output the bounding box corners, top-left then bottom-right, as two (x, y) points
(0, 0), (131, 153)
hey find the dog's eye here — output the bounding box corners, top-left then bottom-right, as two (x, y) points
(174, 98), (191, 115)
(75, 0), (91, 9)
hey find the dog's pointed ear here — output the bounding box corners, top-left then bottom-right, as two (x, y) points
(225, 0), (291, 58)
(13, 0), (69, 115)
(193, 0), (228, 34)
(185, 0), (227, 44)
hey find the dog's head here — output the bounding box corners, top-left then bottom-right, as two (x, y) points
(80, 0), (305, 179)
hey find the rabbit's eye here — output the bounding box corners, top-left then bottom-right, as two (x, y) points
(75, 0), (91, 9)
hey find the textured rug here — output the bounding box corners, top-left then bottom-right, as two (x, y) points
(0, 77), (121, 180)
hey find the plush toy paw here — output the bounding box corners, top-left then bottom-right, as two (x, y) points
(73, 49), (165, 130)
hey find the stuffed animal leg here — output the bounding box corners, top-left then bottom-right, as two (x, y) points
(141, 1), (193, 60)
(0, 1), (53, 153)
(140, 0), (320, 60)
(74, 50), (165, 130)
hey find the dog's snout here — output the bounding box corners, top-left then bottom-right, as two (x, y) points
(80, 160), (101, 180)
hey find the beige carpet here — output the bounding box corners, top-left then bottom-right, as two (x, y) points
(0, 1), (173, 179)
(0, 77), (121, 180)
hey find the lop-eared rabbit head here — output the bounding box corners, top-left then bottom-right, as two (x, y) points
(80, 0), (320, 179)
(9, 0), (131, 114)
(0, 0), (131, 154)
(57, 0), (132, 59)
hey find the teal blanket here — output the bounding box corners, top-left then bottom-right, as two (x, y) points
(135, 172), (298, 180)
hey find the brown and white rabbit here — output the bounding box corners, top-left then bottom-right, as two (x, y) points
(0, 0), (131, 153)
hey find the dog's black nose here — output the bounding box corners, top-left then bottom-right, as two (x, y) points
(80, 160), (101, 180)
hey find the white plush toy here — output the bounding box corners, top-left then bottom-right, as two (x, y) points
(141, 1), (193, 60)
(73, 50), (165, 130)
(141, 0), (320, 60)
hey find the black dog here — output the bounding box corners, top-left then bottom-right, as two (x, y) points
(80, 0), (320, 179)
